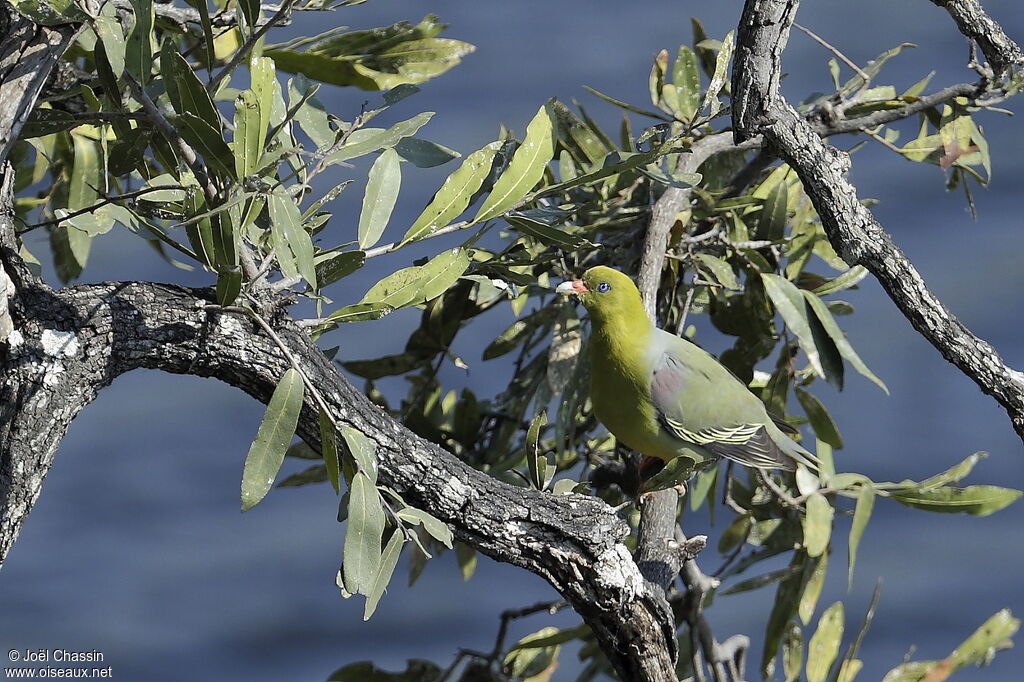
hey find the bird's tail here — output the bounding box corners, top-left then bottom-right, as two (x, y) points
(775, 430), (822, 474)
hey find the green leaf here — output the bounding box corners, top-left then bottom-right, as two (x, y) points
(400, 141), (501, 246)
(94, 4), (126, 79)
(328, 112), (433, 164)
(288, 76), (334, 150)
(783, 622), (803, 682)
(236, 0), (259, 35)
(813, 265), (867, 296)
(640, 455), (697, 493)
(795, 388), (843, 449)
(889, 485), (1022, 516)
(758, 180), (788, 241)
(162, 46), (219, 128)
(343, 353), (421, 380)
(696, 253), (740, 290)
(506, 214), (595, 250)
(918, 451), (986, 489)
(455, 541), (476, 581)
(802, 492), (833, 557)
(215, 266), (242, 306)
(689, 465), (718, 511)
(396, 507), (454, 548)
(803, 289), (888, 394)
(240, 368), (305, 511)
(718, 513), (751, 554)
(806, 602), (844, 682)
(949, 609), (1019, 671)
(358, 147), (402, 249)
(341, 426), (378, 484)
(320, 409), (340, 494)
(174, 112), (236, 180)
(276, 463), (327, 487)
(762, 553), (811, 678)
(848, 483), (874, 588)
(328, 248), (471, 325)
(698, 30), (734, 120)
(125, 0), (153, 85)
(473, 104), (555, 222)
(394, 137), (460, 168)
(313, 251), (364, 289)
(720, 566), (796, 596)
(363, 531), (405, 620)
(537, 145), (670, 196)
(232, 90), (262, 179)
(761, 273), (824, 379)
(800, 553), (827, 625)
(673, 45), (701, 120)
(526, 411), (548, 490)
(342, 472), (385, 594)
(268, 194), (317, 287)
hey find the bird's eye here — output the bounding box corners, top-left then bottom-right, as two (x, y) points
(597, 282), (610, 293)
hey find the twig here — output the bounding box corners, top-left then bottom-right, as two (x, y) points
(794, 22), (870, 85)
(362, 220), (473, 260)
(124, 72), (219, 205)
(488, 599), (568, 662)
(208, 0), (296, 93)
(18, 185), (188, 233)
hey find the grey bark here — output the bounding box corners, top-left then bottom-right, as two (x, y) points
(731, 0), (1024, 442)
(0, 5), (681, 680)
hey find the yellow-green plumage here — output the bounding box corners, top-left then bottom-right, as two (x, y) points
(557, 266), (816, 472)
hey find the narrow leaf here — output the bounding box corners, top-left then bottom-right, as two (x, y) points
(807, 602), (845, 682)
(889, 485), (1022, 516)
(762, 273), (824, 379)
(473, 104), (555, 222)
(795, 388), (843, 449)
(802, 491), (833, 557)
(342, 472), (385, 594)
(401, 141), (501, 245)
(363, 531), (405, 620)
(320, 408), (340, 494)
(341, 426), (377, 484)
(358, 147), (402, 249)
(848, 484), (874, 588)
(268, 194), (316, 287)
(803, 291), (888, 393)
(241, 368), (305, 511)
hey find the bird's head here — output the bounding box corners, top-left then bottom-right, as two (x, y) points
(555, 266), (644, 324)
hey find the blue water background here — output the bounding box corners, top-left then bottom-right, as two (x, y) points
(2, 1), (1024, 680)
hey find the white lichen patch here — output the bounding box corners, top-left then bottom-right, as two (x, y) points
(7, 329), (24, 348)
(216, 315), (245, 336)
(443, 475), (474, 506)
(593, 545), (644, 599)
(40, 329), (79, 358)
(42, 361), (65, 387)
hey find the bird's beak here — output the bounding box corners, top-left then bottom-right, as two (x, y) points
(555, 280), (588, 296)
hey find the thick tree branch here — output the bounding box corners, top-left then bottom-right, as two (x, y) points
(732, 0), (1024, 440)
(0, 7), (79, 161)
(0, 260), (678, 681)
(928, 0), (1024, 78)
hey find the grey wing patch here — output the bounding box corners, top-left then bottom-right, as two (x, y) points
(660, 418), (795, 471)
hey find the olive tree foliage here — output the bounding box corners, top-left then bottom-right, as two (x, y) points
(1, 0), (1023, 680)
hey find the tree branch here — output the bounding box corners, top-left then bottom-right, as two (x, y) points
(731, 0), (1024, 440)
(0, 252), (681, 681)
(928, 0), (1024, 78)
(0, 8), (80, 161)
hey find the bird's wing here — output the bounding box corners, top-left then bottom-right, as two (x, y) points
(649, 343), (795, 470)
